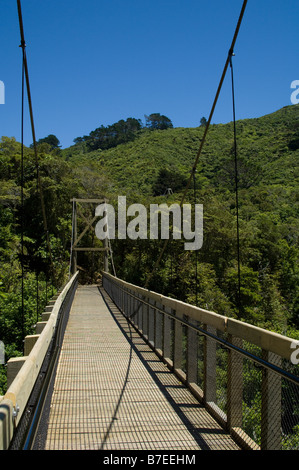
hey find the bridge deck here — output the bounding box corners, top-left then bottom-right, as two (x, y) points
(38, 285), (240, 451)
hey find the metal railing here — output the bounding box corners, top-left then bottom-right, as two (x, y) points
(0, 272), (78, 450)
(102, 272), (299, 451)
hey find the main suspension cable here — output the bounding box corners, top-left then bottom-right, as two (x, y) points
(144, 0), (248, 289)
(17, 0), (55, 284)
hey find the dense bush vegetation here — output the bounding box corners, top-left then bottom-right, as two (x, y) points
(0, 104), (298, 395)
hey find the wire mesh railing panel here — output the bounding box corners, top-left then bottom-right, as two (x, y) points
(155, 303), (164, 352)
(215, 341), (228, 418)
(182, 321), (188, 375)
(169, 317), (175, 364)
(197, 333), (205, 390)
(102, 273), (299, 451)
(241, 354), (263, 446)
(281, 361), (299, 450)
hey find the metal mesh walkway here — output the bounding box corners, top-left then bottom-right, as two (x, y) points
(40, 285), (241, 450)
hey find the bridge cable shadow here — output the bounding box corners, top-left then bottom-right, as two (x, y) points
(98, 294), (134, 450)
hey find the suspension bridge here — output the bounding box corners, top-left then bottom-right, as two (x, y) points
(1, 264), (299, 451)
(1, 0), (299, 452)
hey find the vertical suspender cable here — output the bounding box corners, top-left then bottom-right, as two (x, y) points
(193, 170), (198, 306)
(35, 137), (40, 321)
(108, 237), (117, 277)
(20, 47), (25, 348)
(17, 0), (55, 288)
(229, 52), (241, 316)
(144, 0), (248, 289)
(68, 199), (75, 279)
(36, 272), (39, 322)
(105, 205), (116, 277)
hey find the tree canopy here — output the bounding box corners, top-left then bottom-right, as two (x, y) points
(74, 117), (143, 151)
(74, 114), (174, 151)
(145, 113), (173, 130)
(35, 134), (61, 150)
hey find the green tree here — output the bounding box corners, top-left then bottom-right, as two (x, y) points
(200, 116), (207, 127)
(76, 117), (142, 151)
(36, 134), (61, 150)
(145, 113), (173, 130)
(152, 168), (187, 196)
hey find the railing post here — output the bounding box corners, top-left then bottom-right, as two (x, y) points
(104, 237), (109, 272)
(0, 399), (14, 450)
(142, 296), (149, 341)
(148, 299), (155, 348)
(204, 325), (217, 405)
(7, 358), (27, 388)
(137, 294), (143, 333)
(187, 320), (198, 384)
(155, 301), (163, 355)
(128, 289), (133, 318)
(173, 311), (183, 373)
(133, 293), (139, 327)
(227, 335), (243, 430)
(261, 351), (282, 450)
(121, 284), (124, 314)
(124, 287), (128, 317)
(163, 306), (172, 366)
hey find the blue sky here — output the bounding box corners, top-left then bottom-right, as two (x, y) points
(0, 0), (298, 148)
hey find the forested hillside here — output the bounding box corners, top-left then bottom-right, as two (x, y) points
(0, 104), (298, 393)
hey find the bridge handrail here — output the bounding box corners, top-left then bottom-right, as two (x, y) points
(102, 272), (299, 450)
(0, 271), (79, 450)
(102, 272), (296, 362)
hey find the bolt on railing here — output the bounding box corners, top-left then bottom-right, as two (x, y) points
(102, 272), (299, 451)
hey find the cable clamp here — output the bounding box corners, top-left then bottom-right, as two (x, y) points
(13, 404), (20, 419)
(229, 49), (235, 67)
